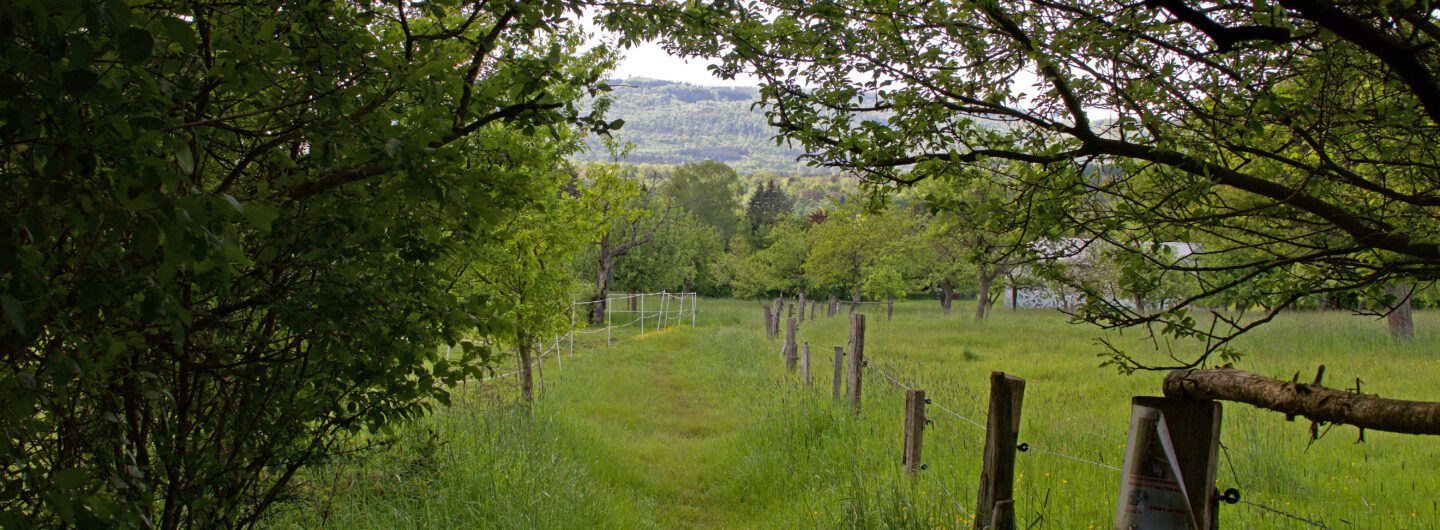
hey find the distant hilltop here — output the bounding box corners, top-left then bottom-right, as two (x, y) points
(574, 78), (827, 175)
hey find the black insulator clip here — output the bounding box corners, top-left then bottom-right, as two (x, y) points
(1016, 442), (1029, 452)
(1217, 488), (1241, 505)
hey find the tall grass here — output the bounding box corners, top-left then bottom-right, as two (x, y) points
(265, 298), (1440, 529)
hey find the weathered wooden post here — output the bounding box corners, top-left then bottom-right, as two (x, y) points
(783, 317), (798, 370)
(887, 297), (894, 320)
(903, 389), (927, 473)
(788, 302), (795, 319)
(845, 313), (865, 411)
(810, 302), (817, 321)
(832, 346), (845, 401)
(974, 372), (1025, 529)
(1114, 396), (1223, 530)
(763, 306), (774, 339)
(800, 342), (811, 386)
(828, 295), (837, 317)
(991, 500), (1015, 530)
(772, 298), (783, 330)
(798, 291), (806, 323)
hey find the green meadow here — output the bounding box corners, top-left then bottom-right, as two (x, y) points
(267, 298), (1440, 529)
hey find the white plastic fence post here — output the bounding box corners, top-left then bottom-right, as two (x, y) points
(640, 293), (645, 336)
(691, 292), (697, 327)
(606, 295), (612, 346)
(569, 304), (575, 357)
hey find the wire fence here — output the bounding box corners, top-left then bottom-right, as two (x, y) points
(855, 331), (1347, 528)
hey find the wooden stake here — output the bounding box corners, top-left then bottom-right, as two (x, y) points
(974, 372), (1025, 529)
(887, 297), (894, 320)
(845, 313), (865, 411)
(800, 342), (811, 386)
(798, 291), (806, 324)
(784, 317), (799, 370)
(903, 389), (927, 473)
(1118, 396), (1223, 530)
(991, 499), (1015, 530)
(763, 306), (774, 339)
(832, 346), (845, 401)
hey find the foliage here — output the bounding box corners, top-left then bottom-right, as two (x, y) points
(659, 160), (745, 242)
(0, 1), (614, 526)
(803, 203), (917, 300)
(743, 178), (795, 232)
(613, 0), (1440, 368)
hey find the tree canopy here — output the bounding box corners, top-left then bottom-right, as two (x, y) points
(0, 1), (615, 525)
(606, 0), (1440, 369)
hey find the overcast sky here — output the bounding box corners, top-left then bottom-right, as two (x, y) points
(606, 42), (762, 87)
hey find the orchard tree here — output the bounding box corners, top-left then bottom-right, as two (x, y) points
(608, 0), (1440, 367)
(661, 160), (745, 242)
(804, 203), (917, 304)
(0, 1), (616, 526)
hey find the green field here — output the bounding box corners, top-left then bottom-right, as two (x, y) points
(266, 298), (1440, 529)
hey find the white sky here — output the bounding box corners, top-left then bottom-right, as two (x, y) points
(607, 42), (762, 87)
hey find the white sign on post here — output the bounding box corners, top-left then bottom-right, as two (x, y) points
(1114, 404), (1199, 529)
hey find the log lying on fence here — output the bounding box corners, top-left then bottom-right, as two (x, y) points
(1163, 367), (1440, 436)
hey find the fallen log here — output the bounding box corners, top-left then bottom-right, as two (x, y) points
(1163, 367), (1440, 436)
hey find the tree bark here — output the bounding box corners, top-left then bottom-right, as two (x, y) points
(517, 340), (533, 406)
(976, 273), (991, 319)
(1388, 283), (1415, 341)
(940, 278), (953, 315)
(1133, 294), (1146, 317)
(1164, 367), (1440, 435)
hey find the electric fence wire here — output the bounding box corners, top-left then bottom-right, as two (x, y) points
(867, 358), (1122, 473)
(1236, 500), (1334, 529)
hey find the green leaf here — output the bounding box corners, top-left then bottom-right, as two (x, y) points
(117, 27), (153, 65)
(52, 469), (88, 490)
(0, 295), (23, 335)
(176, 142), (194, 174)
(160, 17), (197, 52)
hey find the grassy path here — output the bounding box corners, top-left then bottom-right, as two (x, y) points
(546, 325), (774, 528)
(269, 299), (1440, 529)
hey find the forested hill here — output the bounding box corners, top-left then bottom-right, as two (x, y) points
(573, 78), (825, 175)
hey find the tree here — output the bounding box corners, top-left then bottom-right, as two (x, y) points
(661, 160), (745, 242)
(804, 203), (916, 304)
(0, 1), (616, 526)
(614, 0), (1440, 368)
(743, 178), (795, 231)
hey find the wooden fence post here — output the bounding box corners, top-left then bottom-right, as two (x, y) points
(798, 291), (806, 324)
(845, 313), (866, 411)
(974, 372), (1025, 529)
(800, 343), (811, 385)
(828, 295), (837, 317)
(887, 297), (894, 320)
(763, 306), (774, 339)
(810, 302), (817, 321)
(832, 346), (845, 401)
(788, 302), (795, 319)
(1116, 397), (1223, 530)
(903, 389), (927, 473)
(784, 317), (798, 370)
(991, 500), (1015, 530)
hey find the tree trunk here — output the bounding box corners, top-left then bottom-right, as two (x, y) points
(976, 273), (991, 319)
(1388, 283), (1415, 341)
(940, 278), (954, 315)
(1009, 280), (1017, 312)
(517, 341), (534, 406)
(1133, 294), (1146, 316)
(1164, 367), (1440, 435)
(592, 234), (614, 324)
